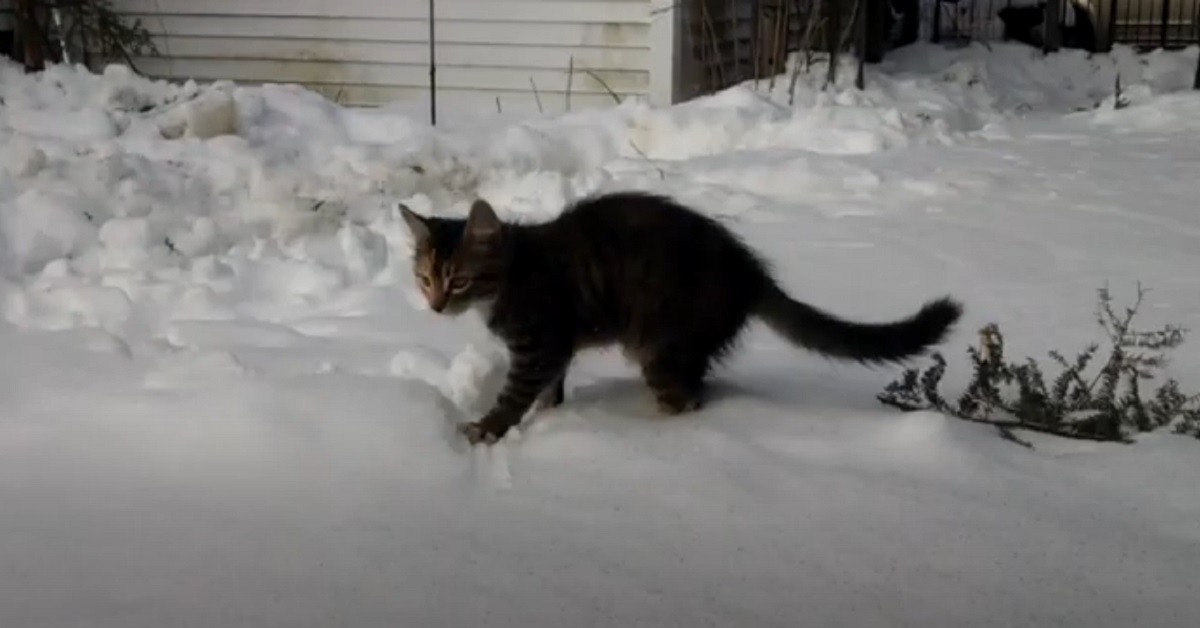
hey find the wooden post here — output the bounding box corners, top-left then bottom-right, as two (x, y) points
(862, 0), (885, 63)
(1043, 0), (1062, 53)
(1106, 0), (1118, 51)
(15, 0), (44, 72)
(1194, 44), (1200, 89)
(931, 0), (942, 44)
(1, 0), (15, 60)
(854, 0), (864, 89)
(824, 0), (842, 86)
(1159, 0), (1171, 50)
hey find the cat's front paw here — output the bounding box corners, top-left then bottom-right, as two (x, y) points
(536, 385), (564, 410)
(456, 416), (510, 445)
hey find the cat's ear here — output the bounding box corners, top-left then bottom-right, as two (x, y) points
(464, 199), (502, 242)
(399, 203), (431, 244)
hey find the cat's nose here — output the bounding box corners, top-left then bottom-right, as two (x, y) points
(430, 296), (447, 313)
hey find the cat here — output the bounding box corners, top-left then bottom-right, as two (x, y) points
(400, 191), (963, 445)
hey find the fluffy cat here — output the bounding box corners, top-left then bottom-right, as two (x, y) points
(401, 191), (962, 445)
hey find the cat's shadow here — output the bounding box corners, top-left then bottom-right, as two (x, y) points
(554, 366), (888, 426)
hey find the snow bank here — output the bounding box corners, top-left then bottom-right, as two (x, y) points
(0, 188), (97, 274)
(0, 43), (1193, 288)
(1, 43), (1197, 363)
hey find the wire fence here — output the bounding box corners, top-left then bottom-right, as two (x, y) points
(678, 0), (1199, 96)
(929, 0), (1199, 50)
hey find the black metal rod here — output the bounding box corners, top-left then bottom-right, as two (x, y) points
(429, 0), (437, 126)
(1159, 0), (1170, 49)
(1106, 0), (1118, 50)
(931, 0), (941, 44)
(1194, 43), (1200, 89)
(1043, 0), (1062, 52)
(855, 0), (866, 89)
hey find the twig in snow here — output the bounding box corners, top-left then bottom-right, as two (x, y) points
(584, 69), (623, 104)
(1114, 73), (1129, 109)
(768, 0), (791, 91)
(628, 140), (665, 180)
(529, 77), (544, 113)
(648, 2), (683, 16)
(996, 425), (1035, 449)
(565, 55), (574, 112)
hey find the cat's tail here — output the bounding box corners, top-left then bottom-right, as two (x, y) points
(755, 283), (963, 364)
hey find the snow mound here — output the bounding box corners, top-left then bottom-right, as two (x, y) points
(1090, 92), (1200, 131)
(0, 44), (1194, 332)
(1, 137), (48, 177)
(0, 188), (98, 275)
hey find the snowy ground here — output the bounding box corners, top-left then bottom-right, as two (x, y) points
(2, 43), (1200, 627)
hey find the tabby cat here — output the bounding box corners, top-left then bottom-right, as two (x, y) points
(400, 191), (962, 445)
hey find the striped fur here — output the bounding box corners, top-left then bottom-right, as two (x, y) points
(400, 193), (962, 445)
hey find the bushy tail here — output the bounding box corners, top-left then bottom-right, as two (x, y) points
(756, 284), (963, 363)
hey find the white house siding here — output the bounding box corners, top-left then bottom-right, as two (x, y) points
(111, 0), (669, 112)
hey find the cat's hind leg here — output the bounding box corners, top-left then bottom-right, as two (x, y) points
(638, 345), (713, 415)
(536, 373), (565, 410)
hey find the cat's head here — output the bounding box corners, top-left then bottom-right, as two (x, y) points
(399, 199), (506, 316)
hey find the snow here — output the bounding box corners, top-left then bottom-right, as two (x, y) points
(2, 43), (1200, 627)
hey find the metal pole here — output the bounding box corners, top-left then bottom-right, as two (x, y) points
(1106, 0), (1118, 51)
(429, 0), (437, 126)
(1194, 49), (1200, 90)
(1194, 21), (1200, 89)
(1044, 0), (1062, 52)
(855, 0), (866, 89)
(1159, 0), (1170, 49)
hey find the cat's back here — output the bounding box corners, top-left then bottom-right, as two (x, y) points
(553, 191), (740, 249)
(533, 191), (768, 332)
(543, 190), (768, 288)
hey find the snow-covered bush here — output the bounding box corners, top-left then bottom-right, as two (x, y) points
(879, 284), (1200, 444)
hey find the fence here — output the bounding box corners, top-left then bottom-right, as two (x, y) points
(678, 0), (1198, 97)
(3, 1), (1197, 101)
(681, 0), (873, 96)
(928, 0), (1199, 51)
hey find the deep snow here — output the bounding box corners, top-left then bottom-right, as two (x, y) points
(2, 43), (1199, 627)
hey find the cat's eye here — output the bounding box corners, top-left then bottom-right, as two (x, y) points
(417, 274), (432, 287)
(448, 277), (471, 292)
